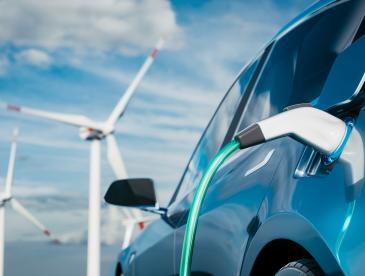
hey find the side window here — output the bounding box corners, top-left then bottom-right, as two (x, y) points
(171, 58), (260, 203)
(237, 0), (361, 131)
(316, 35), (365, 110)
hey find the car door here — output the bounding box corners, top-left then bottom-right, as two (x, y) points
(170, 1), (365, 275)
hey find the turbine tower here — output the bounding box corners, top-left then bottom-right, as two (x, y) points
(0, 37), (165, 276)
(0, 129), (59, 276)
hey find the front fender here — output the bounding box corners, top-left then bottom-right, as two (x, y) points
(240, 213), (342, 275)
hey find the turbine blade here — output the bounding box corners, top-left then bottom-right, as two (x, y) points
(121, 223), (135, 249)
(105, 134), (145, 228)
(4, 128), (18, 197)
(120, 215), (158, 248)
(105, 135), (142, 228)
(0, 101), (101, 130)
(106, 134), (128, 179)
(10, 198), (60, 244)
(106, 37), (165, 127)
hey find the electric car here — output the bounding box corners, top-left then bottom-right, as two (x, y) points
(105, 0), (365, 275)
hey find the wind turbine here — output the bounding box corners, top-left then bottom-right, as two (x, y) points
(0, 37), (165, 276)
(0, 129), (59, 276)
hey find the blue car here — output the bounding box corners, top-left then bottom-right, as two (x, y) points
(105, 0), (365, 275)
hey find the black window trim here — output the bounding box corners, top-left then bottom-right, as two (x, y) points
(222, 42), (274, 147)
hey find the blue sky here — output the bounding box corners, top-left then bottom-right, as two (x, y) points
(0, 0), (315, 275)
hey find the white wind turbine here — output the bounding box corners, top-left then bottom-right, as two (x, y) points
(0, 38), (165, 276)
(0, 129), (60, 276)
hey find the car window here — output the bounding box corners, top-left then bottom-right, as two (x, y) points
(170, 58), (260, 203)
(236, 0), (361, 131)
(316, 35), (365, 111)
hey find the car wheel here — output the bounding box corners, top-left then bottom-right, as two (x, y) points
(275, 259), (324, 276)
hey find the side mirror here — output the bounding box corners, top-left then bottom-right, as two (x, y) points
(104, 178), (157, 208)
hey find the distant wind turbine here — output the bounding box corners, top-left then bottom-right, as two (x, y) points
(0, 129), (59, 276)
(0, 37), (165, 276)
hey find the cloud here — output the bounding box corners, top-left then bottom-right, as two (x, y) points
(13, 185), (61, 197)
(168, 0), (305, 91)
(0, 0), (181, 55)
(15, 49), (52, 68)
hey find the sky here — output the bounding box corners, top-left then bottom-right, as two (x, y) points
(0, 0), (315, 275)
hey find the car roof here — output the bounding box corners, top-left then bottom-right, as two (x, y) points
(233, 0), (347, 86)
(270, 0), (347, 45)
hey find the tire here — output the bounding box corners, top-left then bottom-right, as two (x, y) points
(275, 259), (324, 276)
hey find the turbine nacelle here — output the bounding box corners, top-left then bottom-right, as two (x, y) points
(79, 123), (115, 140)
(79, 127), (105, 141)
(0, 193), (11, 203)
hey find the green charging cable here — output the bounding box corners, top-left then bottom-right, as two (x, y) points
(179, 140), (240, 276)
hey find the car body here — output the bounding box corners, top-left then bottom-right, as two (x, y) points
(113, 0), (365, 275)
